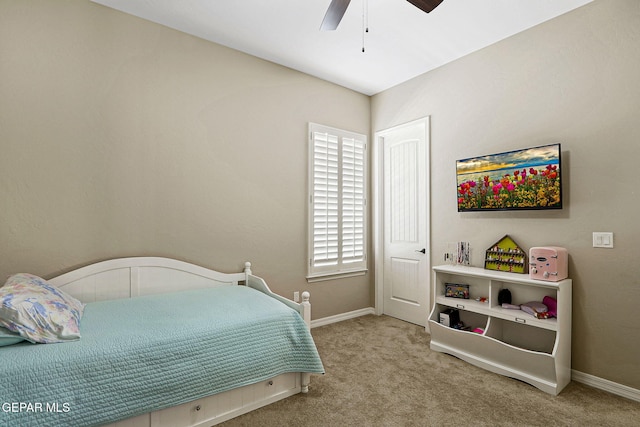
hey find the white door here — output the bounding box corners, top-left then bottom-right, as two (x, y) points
(376, 118), (430, 327)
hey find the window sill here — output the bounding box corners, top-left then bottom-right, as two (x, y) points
(306, 269), (368, 283)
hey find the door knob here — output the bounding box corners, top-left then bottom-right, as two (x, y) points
(415, 248), (426, 254)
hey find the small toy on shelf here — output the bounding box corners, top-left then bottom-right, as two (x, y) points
(502, 303), (521, 310)
(501, 296), (558, 318)
(521, 301), (551, 318)
(452, 322), (470, 331)
(484, 235), (527, 274)
(445, 283), (470, 299)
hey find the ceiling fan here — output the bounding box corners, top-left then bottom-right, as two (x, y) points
(320, 0), (444, 31)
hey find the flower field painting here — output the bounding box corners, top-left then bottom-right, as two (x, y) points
(456, 144), (562, 212)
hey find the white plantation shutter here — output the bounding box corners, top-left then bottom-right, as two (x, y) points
(312, 131), (339, 267)
(308, 124), (367, 279)
(342, 137), (366, 263)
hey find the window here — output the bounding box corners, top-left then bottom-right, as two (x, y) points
(308, 123), (367, 281)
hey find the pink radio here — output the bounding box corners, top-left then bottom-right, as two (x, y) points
(529, 247), (568, 281)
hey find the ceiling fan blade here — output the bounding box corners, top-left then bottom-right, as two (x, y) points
(407, 0), (444, 14)
(320, 0), (351, 31)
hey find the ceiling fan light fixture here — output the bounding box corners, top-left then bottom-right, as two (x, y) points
(320, 0), (352, 31)
(406, 0), (444, 14)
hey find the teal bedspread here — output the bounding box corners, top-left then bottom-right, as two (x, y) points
(0, 286), (324, 427)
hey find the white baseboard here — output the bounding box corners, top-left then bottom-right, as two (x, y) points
(572, 369), (640, 402)
(311, 307), (376, 328)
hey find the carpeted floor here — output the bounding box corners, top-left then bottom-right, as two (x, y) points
(220, 315), (640, 426)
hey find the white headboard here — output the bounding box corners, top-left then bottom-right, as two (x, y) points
(48, 257), (251, 303)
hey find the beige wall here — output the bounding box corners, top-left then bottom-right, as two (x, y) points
(372, 0), (640, 389)
(0, 0), (371, 319)
(2, 0), (638, 391)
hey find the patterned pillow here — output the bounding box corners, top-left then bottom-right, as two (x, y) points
(0, 273), (85, 343)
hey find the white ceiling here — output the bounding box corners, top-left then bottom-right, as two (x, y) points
(91, 0), (593, 96)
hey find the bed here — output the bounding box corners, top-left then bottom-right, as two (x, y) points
(0, 257), (324, 427)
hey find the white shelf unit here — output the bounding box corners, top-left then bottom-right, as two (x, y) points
(428, 265), (572, 395)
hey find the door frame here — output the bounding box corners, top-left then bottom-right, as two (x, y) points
(373, 117), (431, 330)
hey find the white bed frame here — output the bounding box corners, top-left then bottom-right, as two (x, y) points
(47, 257), (312, 427)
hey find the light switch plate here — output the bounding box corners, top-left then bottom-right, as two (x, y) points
(593, 232), (614, 248)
